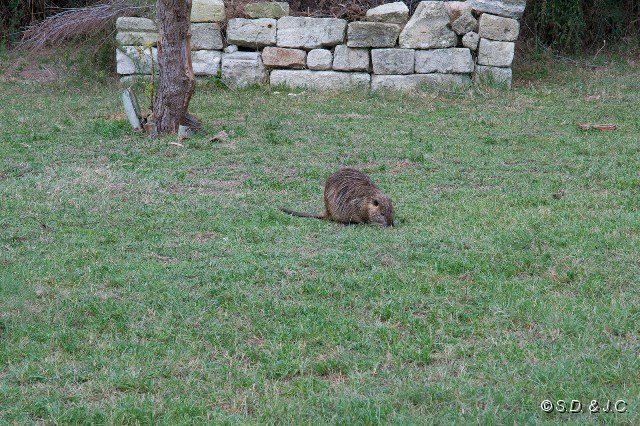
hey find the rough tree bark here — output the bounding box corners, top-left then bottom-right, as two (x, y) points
(154, 0), (196, 134)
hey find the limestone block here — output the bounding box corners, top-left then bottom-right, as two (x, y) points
(191, 23), (223, 50)
(347, 22), (401, 48)
(451, 12), (478, 35)
(365, 2), (409, 25)
(462, 32), (480, 50)
(262, 46), (306, 68)
(244, 2), (289, 18)
(477, 38), (514, 67)
(307, 49), (333, 70)
(192, 50), (222, 75)
(474, 64), (512, 87)
(224, 44), (238, 53)
(478, 13), (520, 41)
(270, 70), (370, 90)
(415, 48), (473, 74)
(116, 17), (156, 32)
(116, 46), (157, 75)
(191, 0), (225, 22)
(116, 32), (158, 46)
(399, 1), (457, 49)
(371, 73), (471, 91)
(115, 17), (158, 46)
(371, 48), (414, 75)
(276, 16), (347, 49)
(227, 18), (277, 48)
(468, 0), (526, 18)
(332, 45), (370, 72)
(445, 2), (472, 21)
(221, 51), (267, 87)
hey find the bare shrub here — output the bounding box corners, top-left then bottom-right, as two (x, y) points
(17, 0), (151, 51)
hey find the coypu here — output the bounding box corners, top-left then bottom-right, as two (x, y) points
(281, 168), (394, 227)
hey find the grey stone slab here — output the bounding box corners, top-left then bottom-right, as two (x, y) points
(477, 38), (514, 66)
(270, 70), (370, 90)
(415, 48), (473, 74)
(371, 48), (414, 75)
(332, 45), (370, 72)
(276, 16), (346, 49)
(399, 1), (457, 49)
(227, 18), (277, 48)
(371, 73), (471, 91)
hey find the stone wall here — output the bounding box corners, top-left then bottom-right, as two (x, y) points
(116, 0), (525, 90)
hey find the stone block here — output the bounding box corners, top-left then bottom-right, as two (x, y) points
(244, 2), (289, 18)
(478, 13), (520, 41)
(332, 45), (370, 72)
(399, 1), (457, 49)
(191, 23), (223, 50)
(477, 38), (514, 67)
(371, 48), (414, 75)
(365, 2), (409, 25)
(116, 32), (158, 46)
(261, 46), (306, 68)
(276, 16), (346, 49)
(191, 0), (226, 22)
(347, 22), (401, 48)
(227, 18), (277, 48)
(116, 46), (157, 75)
(474, 64), (512, 87)
(116, 17), (156, 32)
(462, 32), (480, 50)
(307, 49), (333, 70)
(221, 51), (267, 87)
(270, 70), (370, 90)
(415, 48), (473, 74)
(371, 73), (471, 91)
(468, 0), (526, 18)
(451, 12), (478, 35)
(445, 1), (472, 21)
(192, 50), (222, 75)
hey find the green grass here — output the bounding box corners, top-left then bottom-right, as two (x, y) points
(1, 55), (639, 424)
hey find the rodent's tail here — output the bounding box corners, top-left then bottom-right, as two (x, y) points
(280, 207), (325, 220)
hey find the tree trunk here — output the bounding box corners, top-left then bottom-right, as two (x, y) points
(154, 0), (195, 134)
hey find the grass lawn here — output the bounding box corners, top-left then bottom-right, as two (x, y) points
(1, 53), (639, 424)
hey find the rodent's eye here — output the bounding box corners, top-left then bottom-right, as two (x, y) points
(372, 199), (379, 207)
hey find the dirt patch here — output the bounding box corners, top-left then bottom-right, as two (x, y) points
(246, 336), (265, 347)
(390, 159), (418, 173)
(187, 165), (246, 177)
(194, 231), (219, 243)
(315, 113), (372, 120)
(322, 372), (347, 386)
(1, 51), (65, 83)
(432, 184), (457, 192)
(165, 179), (243, 196)
(153, 254), (180, 264)
(380, 254), (394, 267)
(98, 112), (128, 121)
(211, 112), (246, 127)
(96, 289), (122, 301)
(262, 166), (298, 178)
(23, 300), (44, 315)
(19, 65), (59, 83)
(472, 184), (497, 191)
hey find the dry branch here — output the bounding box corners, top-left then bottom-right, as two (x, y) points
(17, 0), (151, 51)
